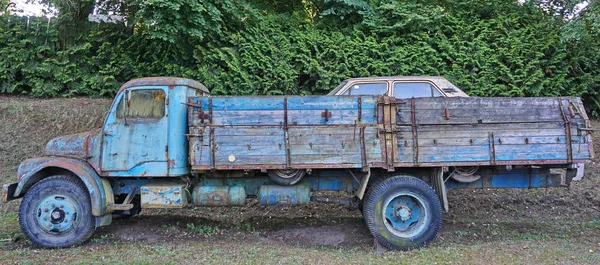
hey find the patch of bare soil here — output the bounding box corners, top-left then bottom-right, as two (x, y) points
(1, 96), (599, 251)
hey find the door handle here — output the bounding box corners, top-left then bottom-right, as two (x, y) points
(104, 132), (114, 136)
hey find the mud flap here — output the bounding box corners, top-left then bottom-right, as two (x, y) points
(95, 214), (113, 228)
(2, 183), (19, 203)
(431, 168), (449, 212)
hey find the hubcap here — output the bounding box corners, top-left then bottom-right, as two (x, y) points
(382, 192), (430, 238)
(35, 194), (80, 234)
(396, 204), (412, 221)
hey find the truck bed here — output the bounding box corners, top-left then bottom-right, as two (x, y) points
(187, 96), (593, 171)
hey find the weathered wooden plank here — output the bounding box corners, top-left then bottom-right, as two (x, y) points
(398, 105), (559, 114)
(208, 97), (284, 111)
(215, 144), (285, 154)
(402, 128), (573, 139)
(290, 153), (363, 165)
(213, 127), (284, 136)
(286, 96), (377, 110)
(494, 152), (567, 161)
(211, 135), (286, 146)
(214, 154), (287, 165)
(418, 153), (491, 162)
(401, 122), (566, 132)
(398, 115), (564, 125)
(396, 96), (580, 110)
(211, 110), (284, 126)
(401, 145), (489, 156)
(407, 136), (586, 147)
(288, 109), (362, 125)
(398, 110), (564, 124)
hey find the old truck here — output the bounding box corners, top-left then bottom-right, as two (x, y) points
(2, 76), (594, 250)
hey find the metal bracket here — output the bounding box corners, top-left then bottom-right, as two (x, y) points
(355, 169), (372, 200)
(321, 108), (332, 122)
(198, 110), (210, 123)
(107, 186), (136, 212)
(431, 168), (449, 212)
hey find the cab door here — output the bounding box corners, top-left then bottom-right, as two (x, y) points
(101, 88), (169, 176)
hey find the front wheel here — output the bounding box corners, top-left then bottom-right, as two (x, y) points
(19, 175), (95, 248)
(363, 176), (442, 250)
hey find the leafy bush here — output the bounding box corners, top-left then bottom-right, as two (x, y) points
(1, 0), (599, 115)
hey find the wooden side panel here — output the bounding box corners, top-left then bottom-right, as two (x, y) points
(213, 127), (286, 166)
(395, 97), (593, 166)
(188, 95), (383, 169)
(288, 126), (382, 166)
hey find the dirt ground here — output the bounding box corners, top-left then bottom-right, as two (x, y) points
(1, 96), (599, 264)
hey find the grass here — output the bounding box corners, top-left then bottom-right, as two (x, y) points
(0, 236), (598, 265)
(0, 212), (599, 264)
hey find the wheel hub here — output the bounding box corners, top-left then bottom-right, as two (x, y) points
(35, 195), (79, 233)
(395, 204), (412, 221)
(382, 192), (430, 238)
(50, 209), (65, 224)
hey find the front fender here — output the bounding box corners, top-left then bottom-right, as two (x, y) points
(14, 157), (114, 216)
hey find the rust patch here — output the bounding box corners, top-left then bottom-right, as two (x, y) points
(167, 159), (176, 168)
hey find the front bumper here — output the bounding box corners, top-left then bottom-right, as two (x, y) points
(2, 183), (19, 203)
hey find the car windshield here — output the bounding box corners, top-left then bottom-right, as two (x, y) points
(327, 81), (348, 95)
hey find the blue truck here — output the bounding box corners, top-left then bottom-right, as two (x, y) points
(2, 76), (594, 250)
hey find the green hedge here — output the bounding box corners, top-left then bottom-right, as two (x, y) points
(1, 0), (599, 115)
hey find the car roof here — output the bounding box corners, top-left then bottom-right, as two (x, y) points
(334, 76), (469, 97)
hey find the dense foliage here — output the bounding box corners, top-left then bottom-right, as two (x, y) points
(1, 0), (599, 115)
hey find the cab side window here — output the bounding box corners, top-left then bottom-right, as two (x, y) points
(116, 89), (166, 119)
(393, 82), (442, 98)
(344, 83), (387, 95)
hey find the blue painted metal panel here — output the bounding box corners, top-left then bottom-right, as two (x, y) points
(167, 86), (195, 176)
(198, 173), (357, 196)
(102, 86), (169, 176)
(446, 167), (562, 189)
(102, 85), (192, 177)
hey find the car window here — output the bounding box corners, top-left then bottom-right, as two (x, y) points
(346, 83), (387, 95)
(393, 82), (442, 98)
(116, 89), (166, 119)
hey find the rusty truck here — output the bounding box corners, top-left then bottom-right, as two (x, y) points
(2, 76), (594, 250)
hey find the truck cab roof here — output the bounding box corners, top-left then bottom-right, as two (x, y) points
(118, 77), (209, 95)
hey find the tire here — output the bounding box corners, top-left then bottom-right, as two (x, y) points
(267, 169), (305, 186)
(363, 176), (442, 250)
(19, 175), (95, 248)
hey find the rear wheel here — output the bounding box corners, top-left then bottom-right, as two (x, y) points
(19, 175), (95, 248)
(267, 169), (305, 186)
(363, 176), (442, 250)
